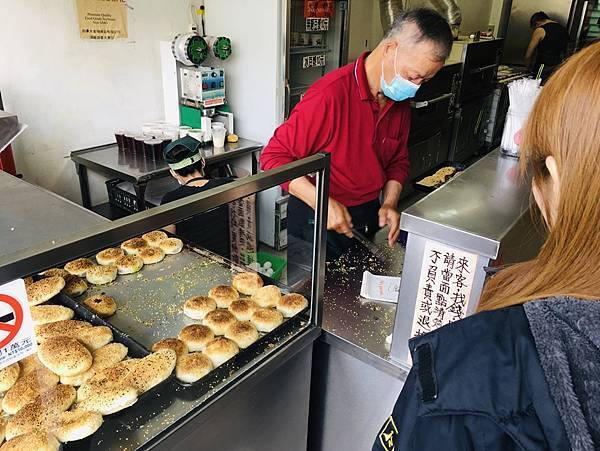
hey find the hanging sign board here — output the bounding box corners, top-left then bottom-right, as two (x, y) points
(76, 0), (128, 40)
(0, 280), (37, 370)
(410, 240), (478, 338)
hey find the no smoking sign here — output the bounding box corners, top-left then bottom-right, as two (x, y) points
(0, 279), (37, 369)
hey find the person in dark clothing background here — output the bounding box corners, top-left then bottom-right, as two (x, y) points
(161, 136), (233, 258)
(373, 42), (600, 451)
(525, 11), (569, 82)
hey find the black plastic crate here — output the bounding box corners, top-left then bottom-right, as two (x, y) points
(106, 179), (142, 213)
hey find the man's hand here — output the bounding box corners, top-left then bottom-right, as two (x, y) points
(328, 198), (353, 238)
(289, 177), (354, 238)
(379, 203), (401, 247)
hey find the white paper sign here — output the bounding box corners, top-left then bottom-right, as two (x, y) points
(0, 279), (37, 369)
(410, 240), (477, 338)
(305, 18), (329, 31)
(360, 271), (401, 303)
(302, 54), (326, 69)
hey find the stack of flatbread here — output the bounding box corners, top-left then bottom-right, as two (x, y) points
(417, 166), (458, 188)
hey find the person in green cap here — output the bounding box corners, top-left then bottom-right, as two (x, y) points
(161, 136), (233, 258)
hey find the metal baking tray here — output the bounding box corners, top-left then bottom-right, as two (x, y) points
(54, 292), (148, 358)
(28, 277), (150, 360)
(82, 244), (289, 346)
(22, 243), (311, 450)
(78, 241), (309, 386)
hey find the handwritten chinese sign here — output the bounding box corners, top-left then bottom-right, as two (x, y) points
(410, 240), (477, 338)
(303, 54), (326, 69)
(76, 0), (128, 40)
(0, 280), (37, 370)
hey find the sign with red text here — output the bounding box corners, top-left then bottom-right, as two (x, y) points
(0, 280), (37, 370)
(304, 0), (335, 18)
(410, 240), (477, 338)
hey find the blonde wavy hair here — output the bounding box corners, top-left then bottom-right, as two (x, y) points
(478, 42), (600, 311)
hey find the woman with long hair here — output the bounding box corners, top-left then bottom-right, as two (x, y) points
(373, 42), (600, 451)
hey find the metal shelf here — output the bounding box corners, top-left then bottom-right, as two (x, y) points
(290, 84), (311, 96)
(290, 46), (331, 55)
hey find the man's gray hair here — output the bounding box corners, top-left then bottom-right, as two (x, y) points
(386, 8), (453, 61)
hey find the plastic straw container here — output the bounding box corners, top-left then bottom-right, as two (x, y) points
(500, 78), (541, 158)
(501, 109), (528, 158)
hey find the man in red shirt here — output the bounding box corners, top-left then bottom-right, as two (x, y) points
(261, 9), (453, 260)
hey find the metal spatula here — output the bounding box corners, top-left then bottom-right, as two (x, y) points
(352, 228), (386, 262)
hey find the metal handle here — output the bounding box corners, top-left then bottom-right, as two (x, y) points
(284, 80), (291, 119)
(412, 93), (453, 109)
(469, 63), (497, 75)
(575, 1), (589, 50)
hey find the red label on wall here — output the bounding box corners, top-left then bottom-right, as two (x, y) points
(304, 0), (335, 18)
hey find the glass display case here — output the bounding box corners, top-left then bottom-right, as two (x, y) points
(0, 154), (330, 450)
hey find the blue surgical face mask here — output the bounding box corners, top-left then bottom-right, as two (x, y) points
(380, 47), (420, 102)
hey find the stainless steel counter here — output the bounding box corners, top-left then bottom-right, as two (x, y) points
(322, 243), (407, 378)
(0, 171), (106, 263)
(70, 139), (262, 209)
(310, 244), (409, 451)
(310, 149), (541, 450)
(391, 148), (542, 363)
(401, 148), (532, 258)
(319, 149), (539, 375)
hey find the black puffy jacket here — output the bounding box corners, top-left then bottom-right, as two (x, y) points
(374, 297), (600, 451)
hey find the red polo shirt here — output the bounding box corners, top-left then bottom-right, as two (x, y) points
(260, 52), (411, 207)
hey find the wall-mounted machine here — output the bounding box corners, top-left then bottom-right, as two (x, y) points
(171, 32), (233, 141)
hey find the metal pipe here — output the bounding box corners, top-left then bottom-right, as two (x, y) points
(574, 1), (589, 51)
(379, 0), (462, 36)
(379, 0), (404, 35)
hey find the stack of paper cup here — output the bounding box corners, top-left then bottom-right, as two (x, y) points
(179, 126), (192, 137)
(188, 129), (204, 141)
